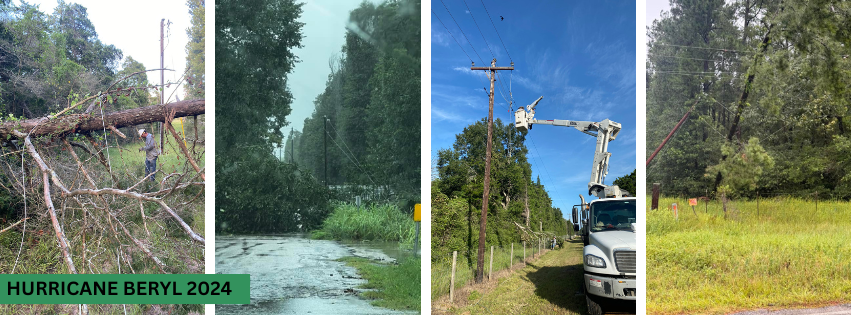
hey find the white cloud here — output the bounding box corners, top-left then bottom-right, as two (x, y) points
(513, 75), (543, 93)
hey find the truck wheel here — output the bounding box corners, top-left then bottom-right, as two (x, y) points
(586, 294), (604, 315)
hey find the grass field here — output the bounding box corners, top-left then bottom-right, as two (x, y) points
(339, 256), (421, 311)
(647, 196), (851, 314)
(432, 239), (593, 314)
(432, 240), (550, 299)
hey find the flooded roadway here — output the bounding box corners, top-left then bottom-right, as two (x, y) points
(215, 234), (415, 314)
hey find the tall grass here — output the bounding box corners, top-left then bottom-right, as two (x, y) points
(339, 256), (421, 311)
(648, 196), (851, 314)
(431, 241), (549, 299)
(314, 203), (416, 244)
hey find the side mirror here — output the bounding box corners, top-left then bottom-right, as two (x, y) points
(573, 223), (580, 232)
(572, 207), (578, 226)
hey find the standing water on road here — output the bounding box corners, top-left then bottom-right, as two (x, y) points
(215, 234), (415, 314)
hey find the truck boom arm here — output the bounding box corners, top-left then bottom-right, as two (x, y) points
(515, 96), (622, 198)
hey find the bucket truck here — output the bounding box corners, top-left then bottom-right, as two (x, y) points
(516, 96), (636, 315)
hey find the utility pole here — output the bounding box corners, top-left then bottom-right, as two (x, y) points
(290, 127), (295, 164)
(471, 59), (513, 283)
(159, 19), (165, 153)
(324, 115), (328, 189)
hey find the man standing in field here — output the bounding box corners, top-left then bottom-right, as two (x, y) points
(138, 129), (159, 183)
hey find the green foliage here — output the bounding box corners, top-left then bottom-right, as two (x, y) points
(184, 0), (204, 98)
(647, 0), (851, 199)
(613, 169), (636, 196)
(705, 137), (774, 197)
(295, 0), (420, 198)
(217, 0), (421, 233)
(216, 151), (330, 234)
(316, 203), (416, 243)
(432, 119), (568, 263)
(0, 1), (122, 118)
(215, 0), (309, 233)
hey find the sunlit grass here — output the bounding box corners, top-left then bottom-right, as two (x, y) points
(432, 241), (549, 299)
(647, 196), (851, 314)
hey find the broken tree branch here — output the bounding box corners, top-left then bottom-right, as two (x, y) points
(164, 109), (204, 180)
(0, 217), (28, 235)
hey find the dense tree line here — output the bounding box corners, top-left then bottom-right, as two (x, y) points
(292, 0), (421, 204)
(0, 1), (122, 119)
(646, 0), (851, 199)
(216, 0), (420, 233)
(431, 118), (569, 262)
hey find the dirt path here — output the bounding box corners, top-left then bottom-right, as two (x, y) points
(433, 239), (635, 315)
(215, 235), (412, 315)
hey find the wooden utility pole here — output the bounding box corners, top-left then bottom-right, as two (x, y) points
(524, 175), (530, 227)
(471, 59), (514, 283)
(324, 116), (328, 188)
(160, 19), (165, 153)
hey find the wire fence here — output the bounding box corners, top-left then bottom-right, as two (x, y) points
(649, 189), (850, 221)
(431, 238), (566, 299)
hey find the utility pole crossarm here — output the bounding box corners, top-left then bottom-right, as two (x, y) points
(471, 66), (515, 71)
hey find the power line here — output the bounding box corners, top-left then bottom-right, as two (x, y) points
(432, 9), (473, 63)
(324, 129), (377, 186)
(648, 53), (743, 64)
(439, 0), (486, 65)
(653, 43), (753, 54)
(327, 122), (368, 174)
(527, 138), (571, 214)
(461, 0), (496, 61)
(654, 70), (735, 74)
(478, 0), (512, 63)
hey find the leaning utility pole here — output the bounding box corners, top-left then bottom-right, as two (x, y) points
(159, 19), (165, 153)
(471, 59), (513, 283)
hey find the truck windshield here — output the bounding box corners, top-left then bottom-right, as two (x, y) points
(590, 200), (636, 232)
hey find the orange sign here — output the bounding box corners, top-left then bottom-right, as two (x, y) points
(689, 198), (697, 206)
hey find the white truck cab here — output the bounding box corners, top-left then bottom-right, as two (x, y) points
(574, 197), (636, 314)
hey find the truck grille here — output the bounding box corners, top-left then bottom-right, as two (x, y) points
(614, 251), (635, 273)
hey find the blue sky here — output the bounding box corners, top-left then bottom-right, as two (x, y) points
(431, 0), (636, 218)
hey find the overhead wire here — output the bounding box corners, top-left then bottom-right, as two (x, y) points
(326, 122), (376, 185)
(461, 0), (497, 61)
(324, 128), (377, 186)
(444, 0), (573, 221)
(432, 9), (474, 63)
(648, 53), (743, 64)
(653, 43), (753, 54)
(439, 0), (486, 65)
(479, 0), (512, 63)
(527, 138), (571, 213)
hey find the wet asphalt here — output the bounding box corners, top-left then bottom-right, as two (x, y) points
(215, 235), (413, 314)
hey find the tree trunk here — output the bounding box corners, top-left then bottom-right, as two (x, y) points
(1, 99), (204, 139)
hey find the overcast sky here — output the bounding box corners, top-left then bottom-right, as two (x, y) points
(17, 0), (192, 102)
(284, 0), (382, 134)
